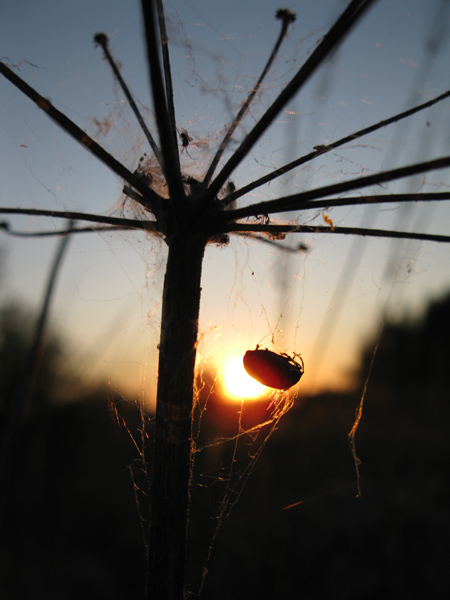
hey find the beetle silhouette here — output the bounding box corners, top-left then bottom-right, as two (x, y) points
(243, 348), (304, 390)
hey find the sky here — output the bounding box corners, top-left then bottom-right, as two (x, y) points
(1, 0), (450, 406)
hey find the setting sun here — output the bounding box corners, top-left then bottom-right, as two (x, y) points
(221, 356), (269, 401)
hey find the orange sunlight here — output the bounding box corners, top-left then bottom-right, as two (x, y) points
(221, 356), (269, 401)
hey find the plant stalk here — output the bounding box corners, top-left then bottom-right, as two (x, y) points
(146, 231), (206, 600)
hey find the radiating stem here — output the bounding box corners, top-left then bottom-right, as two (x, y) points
(215, 155), (450, 223)
(206, 0), (376, 200)
(141, 0), (185, 212)
(203, 9), (296, 187)
(155, 0), (179, 154)
(0, 62), (163, 214)
(94, 33), (164, 168)
(3, 190), (450, 241)
(221, 192), (450, 222)
(222, 222), (450, 244)
(223, 89), (450, 205)
(0, 207), (159, 232)
(0, 223), (129, 237)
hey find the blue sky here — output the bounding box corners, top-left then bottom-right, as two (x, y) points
(1, 0), (450, 403)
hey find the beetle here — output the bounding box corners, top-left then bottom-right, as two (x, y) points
(243, 348), (304, 390)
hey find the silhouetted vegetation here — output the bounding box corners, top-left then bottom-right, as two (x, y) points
(0, 303), (64, 411)
(1, 291), (450, 598)
(0, 303), (146, 598)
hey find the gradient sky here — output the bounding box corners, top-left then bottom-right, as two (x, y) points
(2, 0), (450, 405)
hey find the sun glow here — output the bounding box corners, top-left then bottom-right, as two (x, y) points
(221, 356), (269, 401)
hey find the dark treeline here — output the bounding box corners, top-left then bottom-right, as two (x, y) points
(1, 293), (450, 599)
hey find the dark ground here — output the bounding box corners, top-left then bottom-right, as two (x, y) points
(1, 293), (450, 599)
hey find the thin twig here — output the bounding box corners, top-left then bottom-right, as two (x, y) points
(141, 0), (185, 212)
(236, 232), (307, 254)
(123, 185), (149, 204)
(0, 207), (159, 232)
(222, 222), (450, 244)
(236, 191), (450, 218)
(4, 189), (449, 239)
(0, 222), (132, 237)
(93, 33), (164, 168)
(223, 89), (450, 204)
(155, 0), (179, 155)
(206, 0), (376, 200)
(203, 9), (296, 187)
(0, 62), (163, 215)
(213, 155), (450, 223)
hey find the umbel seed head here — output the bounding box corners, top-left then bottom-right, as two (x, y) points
(93, 32), (108, 48)
(276, 9), (296, 24)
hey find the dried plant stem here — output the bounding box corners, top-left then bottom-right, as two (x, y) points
(0, 62), (162, 213)
(283, 192), (450, 213)
(225, 89), (450, 204)
(0, 224), (133, 237)
(155, 0), (178, 150)
(237, 233), (306, 253)
(217, 155), (450, 222)
(3, 221), (448, 244)
(224, 222), (450, 244)
(94, 33), (164, 168)
(146, 233), (206, 600)
(141, 0), (185, 210)
(207, 0), (376, 199)
(3, 189), (450, 243)
(221, 191), (450, 223)
(203, 9), (296, 187)
(0, 207), (159, 232)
